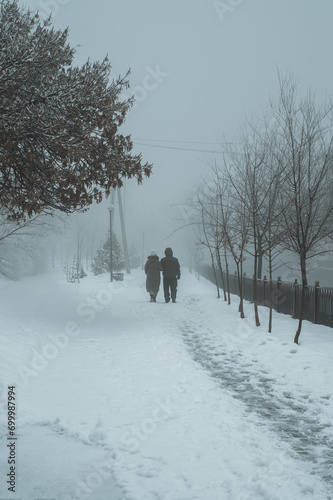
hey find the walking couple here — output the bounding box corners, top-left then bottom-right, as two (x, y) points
(145, 248), (181, 303)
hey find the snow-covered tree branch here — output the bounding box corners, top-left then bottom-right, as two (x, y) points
(0, 0), (152, 220)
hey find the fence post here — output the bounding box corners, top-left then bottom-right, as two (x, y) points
(234, 271), (237, 294)
(314, 281), (320, 324)
(277, 276), (281, 313)
(293, 279), (298, 318)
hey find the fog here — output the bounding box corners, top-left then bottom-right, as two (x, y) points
(18, 0), (333, 279)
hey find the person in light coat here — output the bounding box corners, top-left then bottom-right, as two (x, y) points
(144, 250), (163, 302)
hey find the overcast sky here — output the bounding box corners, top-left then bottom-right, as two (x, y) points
(22, 0), (333, 260)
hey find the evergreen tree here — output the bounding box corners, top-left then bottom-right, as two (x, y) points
(91, 233), (124, 275)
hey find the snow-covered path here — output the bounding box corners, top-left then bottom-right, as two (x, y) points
(0, 269), (332, 499)
(178, 307), (333, 487)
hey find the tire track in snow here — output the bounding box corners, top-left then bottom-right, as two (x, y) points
(178, 297), (333, 491)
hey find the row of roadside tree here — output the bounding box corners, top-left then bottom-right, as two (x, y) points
(184, 74), (333, 344)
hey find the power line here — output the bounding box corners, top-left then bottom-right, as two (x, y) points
(133, 142), (226, 154)
(133, 138), (231, 146)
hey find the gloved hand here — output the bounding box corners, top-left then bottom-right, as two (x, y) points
(177, 275), (180, 280)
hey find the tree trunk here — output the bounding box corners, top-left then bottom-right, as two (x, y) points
(268, 246), (273, 333)
(210, 254), (220, 299)
(253, 252), (260, 326)
(294, 256), (307, 344)
(216, 246), (227, 301)
(224, 244), (231, 305)
(237, 261), (245, 318)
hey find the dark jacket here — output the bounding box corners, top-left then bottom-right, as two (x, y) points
(145, 255), (162, 293)
(160, 248), (180, 279)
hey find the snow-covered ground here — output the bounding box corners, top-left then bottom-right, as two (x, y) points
(0, 267), (332, 500)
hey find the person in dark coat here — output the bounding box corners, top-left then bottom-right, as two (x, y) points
(160, 247), (181, 303)
(144, 250), (163, 302)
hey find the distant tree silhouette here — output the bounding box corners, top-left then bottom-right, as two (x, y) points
(91, 232), (124, 275)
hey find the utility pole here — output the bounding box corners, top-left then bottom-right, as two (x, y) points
(117, 186), (131, 274)
(108, 203), (114, 282)
(141, 231), (145, 270)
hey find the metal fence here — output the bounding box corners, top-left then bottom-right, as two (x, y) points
(199, 264), (333, 329)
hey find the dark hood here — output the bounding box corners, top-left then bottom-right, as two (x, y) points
(164, 247), (173, 257)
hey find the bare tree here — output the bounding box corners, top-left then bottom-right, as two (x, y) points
(271, 75), (333, 343)
(256, 129), (288, 333)
(0, 209), (64, 278)
(224, 128), (268, 326)
(189, 189), (220, 297)
(237, 119), (291, 332)
(211, 164), (232, 304)
(222, 179), (249, 318)
(198, 176), (228, 301)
